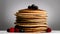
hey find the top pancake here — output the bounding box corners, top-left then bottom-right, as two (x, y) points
(15, 9), (47, 16)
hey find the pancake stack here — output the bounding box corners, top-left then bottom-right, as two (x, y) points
(14, 4), (48, 32)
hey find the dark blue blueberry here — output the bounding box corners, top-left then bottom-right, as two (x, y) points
(7, 29), (9, 32)
(28, 4), (38, 10)
(28, 6), (31, 9)
(19, 30), (25, 32)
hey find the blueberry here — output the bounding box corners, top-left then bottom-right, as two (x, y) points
(28, 4), (38, 10)
(7, 29), (9, 32)
(28, 6), (31, 9)
(19, 30), (25, 32)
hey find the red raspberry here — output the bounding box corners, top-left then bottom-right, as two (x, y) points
(9, 27), (15, 32)
(46, 27), (51, 32)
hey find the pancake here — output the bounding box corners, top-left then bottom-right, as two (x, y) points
(16, 17), (47, 22)
(15, 22), (47, 25)
(15, 13), (47, 17)
(24, 30), (46, 32)
(15, 22), (47, 24)
(17, 19), (47, 22)
(22, 27), (47, 30)
(16, 16), (47, 20)
(16, 20), (47, 23)
(15, 12), (47, 15)
(16, 18), (47, 22)
(16, 9), (47, 16)
(25, 31), (46, 33)
(15, 23), (47, 27)
(16, 18), (47, 23)
(18, 9), (47, 13)
(15, 25), (47, 28)
(16, 16), (47, 19)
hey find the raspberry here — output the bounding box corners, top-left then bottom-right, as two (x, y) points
(7, 27), (15, 32)
(9, 27), (15, 32)
(46, 27), (51, 32)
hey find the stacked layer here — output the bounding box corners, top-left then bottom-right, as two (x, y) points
(14, 9), (48, 32)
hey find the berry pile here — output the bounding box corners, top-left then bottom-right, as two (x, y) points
(28, 4), (38, 10)
(7, 27), (51, 32)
